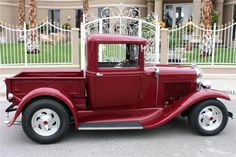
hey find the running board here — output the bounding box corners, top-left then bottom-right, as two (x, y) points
(78, 121), (143, 130)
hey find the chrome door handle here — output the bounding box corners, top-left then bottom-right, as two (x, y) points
(96, 72), (103, 77)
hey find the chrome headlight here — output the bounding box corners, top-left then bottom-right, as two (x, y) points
(192, 64), (202, 89)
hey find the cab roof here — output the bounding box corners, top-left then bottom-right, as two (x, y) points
(87, 34), (149, 45)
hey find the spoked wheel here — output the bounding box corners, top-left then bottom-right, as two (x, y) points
(22, 99), (70, 144)
(188, 99), (229, 136)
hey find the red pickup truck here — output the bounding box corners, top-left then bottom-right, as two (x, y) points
(4, 34), (233, 144)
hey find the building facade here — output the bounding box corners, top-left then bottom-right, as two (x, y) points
(0, 0), (235, 27)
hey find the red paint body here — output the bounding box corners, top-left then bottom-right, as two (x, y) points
(5, 34), (230, 129)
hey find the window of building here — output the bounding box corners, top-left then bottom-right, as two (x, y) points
(48, 9), (60, 32)
(48, 9), (60, 24)
(164, 4), (192, 27)
(98, 7), (110, 33)
(98, 44), (140, 68)
(98, 7), (110, 18)
(76, 9), (83, 29)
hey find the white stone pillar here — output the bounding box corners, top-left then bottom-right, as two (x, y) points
(71, 28), (79, 65)
(193, 0), (201, 24)
(160, 29), (169, 64)
(154, 0), (163, 20)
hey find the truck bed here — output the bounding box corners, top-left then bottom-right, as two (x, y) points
(5, 69), (86, 104)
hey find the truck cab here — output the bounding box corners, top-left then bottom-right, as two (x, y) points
(86, 35), (147, 110)
(4, 34), (233, 144)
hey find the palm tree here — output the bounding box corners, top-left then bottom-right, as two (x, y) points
(28, 0), (39, 53)
(201, 0), (213, 29)
(82, 0), (89, 23)
(17, 0), (25, 29)
(200, 0), (213, 56)
(29, 0), (37, 30)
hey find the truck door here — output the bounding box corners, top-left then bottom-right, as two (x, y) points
(94, 43), (142, 110)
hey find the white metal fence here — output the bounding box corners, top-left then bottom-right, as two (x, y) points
(0, 21), (72, 65)
(1, 6), (235, 67)
(80, 4), (160, 69)
(168, 21), (236, 65)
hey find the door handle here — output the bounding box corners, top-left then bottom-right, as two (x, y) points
(96, 72), (103, 77)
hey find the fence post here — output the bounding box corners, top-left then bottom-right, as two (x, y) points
(155, 15), (160, 64)
(80, 22), (86, 69)
(98, 19), (103, 62)
(212, 23), (216, 65)
(160, 29), (169, 64)
(24, 22), (27, 66)
(71, 28), (79, 65)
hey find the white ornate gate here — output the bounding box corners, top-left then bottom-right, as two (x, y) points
(80, 4), (160, 69)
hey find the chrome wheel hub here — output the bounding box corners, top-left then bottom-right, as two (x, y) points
(198, 106), (223, 131)
(31, 108), (60, 136)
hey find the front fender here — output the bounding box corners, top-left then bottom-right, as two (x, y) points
(144, 89), (230, 129)
(7, 87), (79, 128)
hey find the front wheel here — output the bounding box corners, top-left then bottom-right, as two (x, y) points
(22, 99), (70, 144)
(188, 99), (228, 136)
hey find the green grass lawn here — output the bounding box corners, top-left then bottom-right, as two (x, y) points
(0, 42), (77, 65)
(183, 48), (236, 64)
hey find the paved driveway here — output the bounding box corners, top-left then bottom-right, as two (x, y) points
(0, 99), (235, 157)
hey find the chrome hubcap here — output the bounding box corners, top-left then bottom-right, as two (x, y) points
(198, 106), (223, 131)
(31, 108), (60, 136)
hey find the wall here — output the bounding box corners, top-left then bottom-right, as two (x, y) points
(60, 10), (76, 28)
(223, 4), (234, 24)
(0, 5), (17, 25)
(0, 0), (147, 26)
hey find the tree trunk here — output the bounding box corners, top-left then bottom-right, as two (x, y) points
(17, 0), (25, 29)
(201, 0), (213, 30)
(83, 0), (89, 23)
(28, 0), (39, 53)
(29, 0), (37, 29)
(200, 0), (213, 56)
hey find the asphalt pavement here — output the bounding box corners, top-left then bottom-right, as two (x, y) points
(0, 98), (236, 157)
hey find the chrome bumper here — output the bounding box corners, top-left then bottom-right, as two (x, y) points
(4, 104), (21, 125)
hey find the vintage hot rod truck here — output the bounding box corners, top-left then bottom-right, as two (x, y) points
(4, 34), (233, 144)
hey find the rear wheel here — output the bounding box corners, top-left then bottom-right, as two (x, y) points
(188, 99), (228, 136)
(22, 99), (70, 144)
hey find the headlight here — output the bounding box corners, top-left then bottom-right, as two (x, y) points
(7, 93), (14, 100)
(192, 64), (202, 89)
(202, 80), (211, 89)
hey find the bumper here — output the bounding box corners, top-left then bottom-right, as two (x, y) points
(228, 111), (234, 119)
(4, 104), (21, 126)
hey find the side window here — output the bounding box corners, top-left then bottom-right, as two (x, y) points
(98, 44), (140, 68)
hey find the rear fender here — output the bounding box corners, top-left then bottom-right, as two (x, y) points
(144, 89), (230, 128)
(7, 87), (79, 128)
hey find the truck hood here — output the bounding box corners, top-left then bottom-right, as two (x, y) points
(145, 64), (197, 76)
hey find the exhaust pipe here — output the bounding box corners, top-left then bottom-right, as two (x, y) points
(4, 120), (22, 125)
